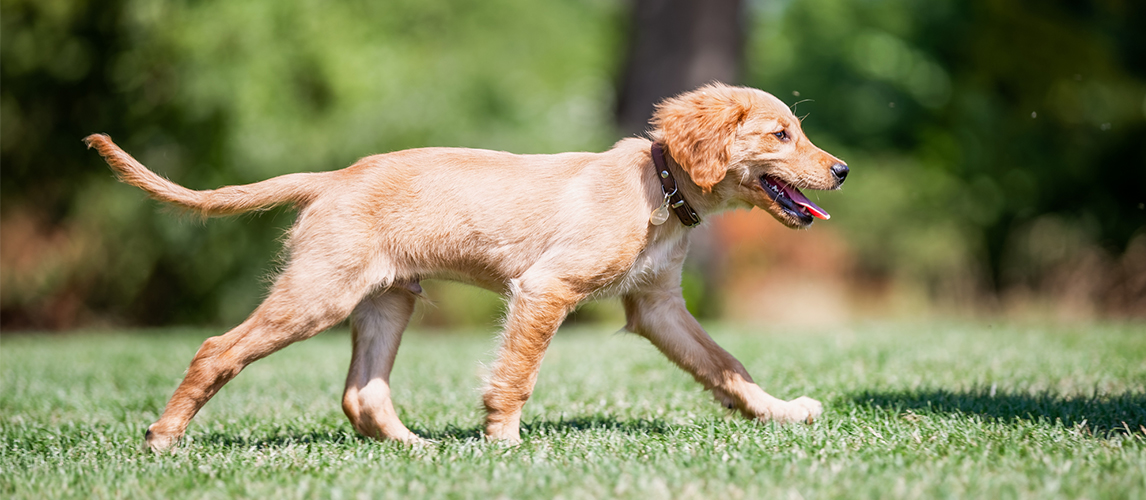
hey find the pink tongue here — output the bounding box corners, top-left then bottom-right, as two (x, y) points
(781, 182), (830, 220)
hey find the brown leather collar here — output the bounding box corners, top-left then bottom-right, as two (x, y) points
(651, 142), (702, 227)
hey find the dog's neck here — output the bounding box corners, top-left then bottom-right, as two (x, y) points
(651, 143), (703, 228)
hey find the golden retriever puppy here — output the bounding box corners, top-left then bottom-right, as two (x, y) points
(85, 83), (848, 451)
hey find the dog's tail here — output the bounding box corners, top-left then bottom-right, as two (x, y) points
(85, 134), (324, 217)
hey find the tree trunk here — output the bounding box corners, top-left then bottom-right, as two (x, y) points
(615, 0), (745, 136)
(615, 0), (746, 319)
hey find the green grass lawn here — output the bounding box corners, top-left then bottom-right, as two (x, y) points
(2, 322), (1144, 499)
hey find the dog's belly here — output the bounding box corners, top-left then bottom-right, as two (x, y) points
(419, 269), (511, 295)
(395, 237), (676, 301)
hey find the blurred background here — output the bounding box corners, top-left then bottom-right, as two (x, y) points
(2, 0), (1144, 331)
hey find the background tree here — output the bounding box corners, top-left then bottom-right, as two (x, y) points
(614, 0), (745, 319)
(2, 0), (1142, 329)
(615, 0), (744, 136)
(746, 0), (1145, 312)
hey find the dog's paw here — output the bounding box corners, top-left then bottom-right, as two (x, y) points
(144, 425), (181, 453)
(483, 429), (523, 446)
(483, 422), (523, 446)
(483, 411), (526, 445)
(757, 396), (823, 424)
(396, 431), (432, 447)
(788, 396), (823, 424)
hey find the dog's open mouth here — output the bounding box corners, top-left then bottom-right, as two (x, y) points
(759, 175), (830, 223)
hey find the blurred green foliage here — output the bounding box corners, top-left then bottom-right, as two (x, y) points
(746, 0), (1146, 296)
(2, 0), (1143, 328)
(2, 0), (624, 327)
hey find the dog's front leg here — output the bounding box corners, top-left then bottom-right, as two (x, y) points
(622, 287), (822, 424)
(483, 278), (582, 443)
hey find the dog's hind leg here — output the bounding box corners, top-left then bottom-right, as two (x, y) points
(143, 263), (373, 452)
(482, 276), (584, 443)
(341, 285), (422, 443)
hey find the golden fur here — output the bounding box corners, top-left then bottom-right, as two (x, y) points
(85, 83), (847, 451)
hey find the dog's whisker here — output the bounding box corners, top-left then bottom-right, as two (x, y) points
(790, 98), (814, 114)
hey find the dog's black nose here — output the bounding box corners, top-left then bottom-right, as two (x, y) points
(831, 163), (849, 185)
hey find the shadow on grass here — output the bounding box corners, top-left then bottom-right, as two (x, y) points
(414, 414), (680, 441)
(854, 387), (1146, 436)
(195, 429), (365, 449)
(195, 415), (681, 448)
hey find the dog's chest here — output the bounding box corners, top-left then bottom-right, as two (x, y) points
(595, 234), (688, 297)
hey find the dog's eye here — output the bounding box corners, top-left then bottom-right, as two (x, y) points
(773, 130), (788, 141)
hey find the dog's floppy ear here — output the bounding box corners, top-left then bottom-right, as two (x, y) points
(650, 84), (749, 192)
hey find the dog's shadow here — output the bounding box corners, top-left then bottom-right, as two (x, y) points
(193, 390), (1145, 449)
(419, 414), (681, 441)
(195, 415), (680, 449)
(194, 429), (363, 449)
(853, 387), (1146, 436)
(404, 415), (683, 443)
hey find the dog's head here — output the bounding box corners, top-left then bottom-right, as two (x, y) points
(650, 83), (848, 229)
